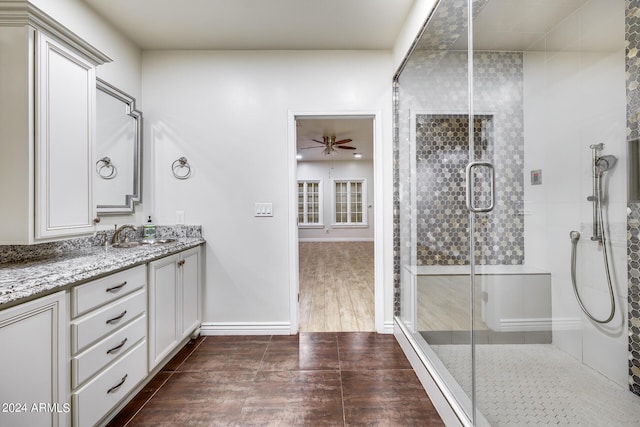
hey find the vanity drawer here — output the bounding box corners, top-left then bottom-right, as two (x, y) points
(72, 314), (146, 388)
(71, 288), (146, 354)
(71, 265), (145, 318)
(72, 340), (147, 427)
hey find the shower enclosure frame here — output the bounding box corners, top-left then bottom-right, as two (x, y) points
(394, 0), (631, 425)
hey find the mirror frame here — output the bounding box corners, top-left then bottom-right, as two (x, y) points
(95, 78), (143, 214)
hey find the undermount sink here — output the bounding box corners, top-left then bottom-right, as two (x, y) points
(111, 241), (143, 249)
(141, 238), (176, 245)
(112, 238), (176, 248)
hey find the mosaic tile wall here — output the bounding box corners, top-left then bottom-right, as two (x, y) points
(626, 0), (640, 397)
(397, 49), (524, 269)
(392, 82), (401, 315)
(415, 114), (496, 265)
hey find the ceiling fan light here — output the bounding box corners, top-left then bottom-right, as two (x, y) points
(353, 153), (362, 159)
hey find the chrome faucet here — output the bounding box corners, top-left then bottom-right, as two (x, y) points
(111, 224), (138, 245)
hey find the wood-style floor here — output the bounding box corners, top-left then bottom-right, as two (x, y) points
(108, 332), (444, 426)
(418, 275), (488, 331)
(299, 242), (374, 332)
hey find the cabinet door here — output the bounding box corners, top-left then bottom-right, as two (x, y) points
(0, 292), (67, 427)
(180, 247), (201, 339)
(35, 32), (95, 239)
(148, 254), (179, 369)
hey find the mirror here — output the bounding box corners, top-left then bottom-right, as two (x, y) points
(95, 78), (142, 214)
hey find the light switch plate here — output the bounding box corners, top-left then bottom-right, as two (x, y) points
(255, 202), (273, 217)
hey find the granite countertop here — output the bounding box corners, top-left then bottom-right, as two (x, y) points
(0, 237), (205, 308)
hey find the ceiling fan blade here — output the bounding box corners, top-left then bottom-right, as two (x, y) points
(311, 139), (326, 144)
(334, 139), (353, 145)
(337, 146), (356, 150)
(300, 146), (323, 150)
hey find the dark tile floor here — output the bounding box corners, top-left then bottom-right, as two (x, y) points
(107, 332), (444, 426)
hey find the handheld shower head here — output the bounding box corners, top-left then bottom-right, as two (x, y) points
(570, 230), (581, 243)
(590, 143), (605, 151)
(596, 155), (617, 173)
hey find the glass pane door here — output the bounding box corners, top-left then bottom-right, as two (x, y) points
(396, 0), (475, 421)
(471, 0), (628, 425)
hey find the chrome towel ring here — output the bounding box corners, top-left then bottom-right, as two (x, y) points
(172, 157), (191, 180)
(96, 156), (117, 179)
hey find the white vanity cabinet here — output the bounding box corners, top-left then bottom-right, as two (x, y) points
(0, 2), (111, 244)
(148, 246), (202, 369)
(0, 292), (67, 427)
(70, 265), (148, 427)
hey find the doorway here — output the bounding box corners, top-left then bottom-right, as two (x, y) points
(290, 114), (379, 332)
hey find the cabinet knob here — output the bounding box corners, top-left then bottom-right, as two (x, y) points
(178, 260), (185, 267)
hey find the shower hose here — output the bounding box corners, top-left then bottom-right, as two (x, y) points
(569, 184), (615, 324)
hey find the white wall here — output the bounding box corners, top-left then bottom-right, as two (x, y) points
(30, 0), (141, 98)
(523, 0), (627, 386)
(142, 50), (393, 331)
(297, 160), (374, 241)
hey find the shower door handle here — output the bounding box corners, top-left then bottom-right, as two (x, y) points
(465, 161), (495, 213)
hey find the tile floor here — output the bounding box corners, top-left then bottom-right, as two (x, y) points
(432, 344), (640, 426)
(107, 332), (444, 426)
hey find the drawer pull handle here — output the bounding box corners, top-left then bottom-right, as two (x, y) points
(106, 338), (128, 355)
(106, 281), (127, 293)
(106, 310), (127, 325)
(107, 374), (128, 394)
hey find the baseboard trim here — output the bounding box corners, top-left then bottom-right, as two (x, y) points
(200, 322), (292, 335)
(381, 320), (394, 334)
(298, 237), (374, 242)
(499, 317), (552, 332)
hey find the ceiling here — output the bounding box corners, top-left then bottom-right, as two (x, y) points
(82, 0), (416, 50)
(296, 117), (373, 162)
(448, 0), (619, 52)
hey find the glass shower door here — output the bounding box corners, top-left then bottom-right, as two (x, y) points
(470, 0), (627, 425)
(396, 0), (632, 425)
(396, 0), (477, 421)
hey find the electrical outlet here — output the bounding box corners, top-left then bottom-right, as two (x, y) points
(254, 202), (273, 217)
(176, 211), (185, 224)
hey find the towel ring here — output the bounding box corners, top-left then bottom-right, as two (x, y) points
(172, 157), (191, 180)
(96, 157), (117, 179)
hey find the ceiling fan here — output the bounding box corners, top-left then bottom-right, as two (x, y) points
(301, 136), (356, 155)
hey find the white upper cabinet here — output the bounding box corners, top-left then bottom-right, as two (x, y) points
(0, 1), (111, 244)
(36, 32), (96, 239)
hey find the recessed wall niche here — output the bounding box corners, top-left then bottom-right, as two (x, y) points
(413, 112), (524, 266)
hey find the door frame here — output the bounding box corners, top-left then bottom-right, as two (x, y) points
(287, 110), (384, 333)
